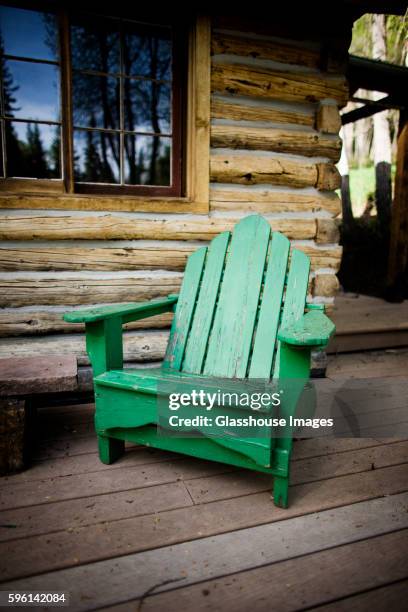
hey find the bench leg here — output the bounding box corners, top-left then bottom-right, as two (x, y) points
(98, 435), (125, 464)
(273, 475), (289, 508)
(0, 398), (25, 475)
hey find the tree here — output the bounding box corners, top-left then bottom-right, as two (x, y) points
(0, 33), (25, 176)
(48, 128), (61, 178)
(25, 123), (49, 178)
(83, 130), (105, 182)
(372, 14), (393, 233)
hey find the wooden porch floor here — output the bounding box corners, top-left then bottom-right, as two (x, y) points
(329, 293), (408, 353)
(1, 353), (408, 611)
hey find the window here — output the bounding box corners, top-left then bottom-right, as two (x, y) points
(0, 4), (184, 196)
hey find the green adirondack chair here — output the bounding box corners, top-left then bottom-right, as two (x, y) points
(64, 214), (335, 507)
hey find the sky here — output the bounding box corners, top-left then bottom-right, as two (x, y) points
(0, 6), (57, 60)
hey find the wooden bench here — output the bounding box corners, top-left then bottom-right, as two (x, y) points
(0, 355), (77, 475)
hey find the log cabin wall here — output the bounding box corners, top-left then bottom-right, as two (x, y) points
(0, 14), (349, 379)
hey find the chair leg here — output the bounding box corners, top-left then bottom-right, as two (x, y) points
(273, 475), (289, 508)
(98, 435), (125, 464)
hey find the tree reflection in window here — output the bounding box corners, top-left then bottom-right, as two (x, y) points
(71, 17), (173, 187)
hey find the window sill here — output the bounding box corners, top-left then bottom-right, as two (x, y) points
(0, 188), (209, 213)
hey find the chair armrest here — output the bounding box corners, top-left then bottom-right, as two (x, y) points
(278, 310), (335, 348)
(63, 295), (178, 324)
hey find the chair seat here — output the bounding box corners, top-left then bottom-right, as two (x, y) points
(94, 368), (262, 397)
(94, 367), (206, 395)
(94, 367), (277, 469)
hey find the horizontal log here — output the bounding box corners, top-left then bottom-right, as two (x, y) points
(0, 214), (317, 241)
(211, 124), (342, 160)
(0, 242), (340, 277)
(210, 187), (341, 215)
(316, 103), (342, 134)
(0, 328), (334, 367)
(295, 245), (342, 271)
(0, 310), (173, 337)
(210, 153), (338, 191)
(0, 275), (182, 307)
(212, 32), (320, 69)
(211, 154), (316, 187)
(211, 62), (348, 106)
(211, 99), (314, 127)
(0, 331), (169, 365)
(0, 245), (192, 271)
(316, 218), (341, 243)
(312, 273), (340, 297)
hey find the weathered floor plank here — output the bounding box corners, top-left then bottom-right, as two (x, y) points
(2, 439), (407, 514)
(3, 446), (178, 483)
(2, 496), (407, 611)
(32, 434), (99, 460)
(1, 462), (407, 582)
(5, 436), (403, 484)
(1, 441), (406, 542)
(185, 441), (408, 504)
(0, 481), (193, 541)
(0, 457), (237, 512)
(105, 530), (408, 612)
(327, 347), (408, 378)
(307, 579), (408, 612)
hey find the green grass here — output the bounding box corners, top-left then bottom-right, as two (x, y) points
(349, 166), (375, 215)
(346, 165), (396, 217)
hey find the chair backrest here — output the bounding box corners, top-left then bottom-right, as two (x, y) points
(163, 214), (310, 378)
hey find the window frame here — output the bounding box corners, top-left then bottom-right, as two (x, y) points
(0, 5), (210, 211)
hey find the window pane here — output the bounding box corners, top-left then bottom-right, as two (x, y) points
(3, 60), (60, 121)
(70, 18), (119, 73)
(5, 121), (60, 178)
(0, 7), (57, 60)
(74, 130), (120, 183)
(124, 135), (171, 186)
(123, 27), (171, 80)
(124, 80), (171, 133)
(72, 73), (119, 129)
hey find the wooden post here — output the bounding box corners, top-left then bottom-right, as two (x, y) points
(386, 116), (408, 300)
(337, 128), (354, 227)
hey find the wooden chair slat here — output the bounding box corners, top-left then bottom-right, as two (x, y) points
(163, 246), (207, 371)
(273, 248), (310, 378)
(204, 215), (270, 378)
(183, 231), (230, 374)
(249, 232), (290, 378)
